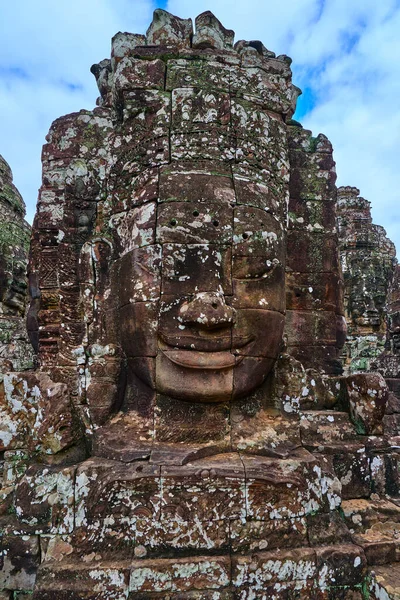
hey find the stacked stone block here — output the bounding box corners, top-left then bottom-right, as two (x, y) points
(0, 155), (33, 373)
(2, 9), (400, 599)
(286, 126), (344, 375)
(337, 185), (396, 374)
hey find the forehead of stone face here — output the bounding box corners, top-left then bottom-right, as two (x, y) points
(233, 207), (284, 259)
(159, 164), (235, 205)
(158, 163), (287, 221)
(157, 202), (233, 245)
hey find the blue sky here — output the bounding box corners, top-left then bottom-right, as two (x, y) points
(1, 0), (400, 253)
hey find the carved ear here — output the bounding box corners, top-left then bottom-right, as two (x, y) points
(79, 239), (113, 285)
(193, 11), (234, 50)
(78, 238), (114, 347)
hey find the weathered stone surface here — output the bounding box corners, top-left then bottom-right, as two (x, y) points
(2, 8), (400, 600)
(369, 564), (400, 600)
(345, 372), (388, 434)
(0, 535), (40, 591)
(192, 12), (234, 50)
(146, 9), (193, 48)
(337, 185), (397, 375)
(0, 155), (33, 372)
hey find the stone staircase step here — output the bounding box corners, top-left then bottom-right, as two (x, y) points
(352, 530), (398, 565)
(300, 411), (360, 447)
(369, 563), (400, 599)
(341, 498), (400, 531)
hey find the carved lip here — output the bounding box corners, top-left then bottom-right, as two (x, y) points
(161, 349), (244, 370)
(158, 333), (254, 353)
(159, 335), (254, 370)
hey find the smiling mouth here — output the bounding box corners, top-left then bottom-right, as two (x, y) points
(159, 335), (254, 370)
(161, 349), (244, 370)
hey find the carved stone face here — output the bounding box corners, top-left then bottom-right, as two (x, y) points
(112, 171), (285, 403)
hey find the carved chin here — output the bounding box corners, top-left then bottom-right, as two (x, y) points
(155, 352), (276, 402)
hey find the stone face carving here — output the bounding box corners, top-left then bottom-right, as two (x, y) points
(337, 185), (397, 374)
(377, 263), (400, 411)
(111, 167), (286, 406)
(0, 155), (33, 372)
(2, 10), (400, 599)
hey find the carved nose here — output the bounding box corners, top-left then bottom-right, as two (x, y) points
(178, 292), (236, 330)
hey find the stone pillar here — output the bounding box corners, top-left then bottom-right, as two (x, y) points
(337, 185), (396, 374)
(0, 155), (33, 372)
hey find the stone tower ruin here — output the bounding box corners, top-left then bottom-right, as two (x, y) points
(1, 9), (400, 599)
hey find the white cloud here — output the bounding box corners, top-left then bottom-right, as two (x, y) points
(0, 0), (154, 222)
(166, 0), (400, 254)
(1, 0), (399, 255)
(298, 1), (400, 251)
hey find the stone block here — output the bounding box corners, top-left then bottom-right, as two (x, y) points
(289, 197), (336, 232)
(129, 555), (230, 593)
(243, 450), (333, 519)
(230, 517), (307, 553)
(233, 175), (283, 216)
(155, 394), (230, 444)
(341, 498), (400, 531)
(160, 454), (245, 523)
(288, 344), (342, 374)
(170, 130), (235, 163)
(75, 458), (161, 523)
(232, 309), (285, 357)
(230, 406), (301, 456)
(285, 310), (337, 346)
(114, 57), (165, 92)
(192, 12), (234, 50)
(166, 59), (232, 93)
(300, 411), (358, 447)
(157, 201), (233, 245)
(287, 232), (339, 273)
(135, 517), (230, 553)
(13, 464), (75, 534)
(119, 301), (159, 357)
(232, 547), (317, 589)
(0, 535), (40, 591)
(315, 545), (367, 588)
(352, 530), (396, 565)
(383, 413), (400, 436)
(146, 10), (193, 47)
(109, 167), (159, 213)
(172, 88), (230, 131)
(346, 373), (388, 435)
(92, 411), (154, 463)
(289, 154), (336, 201)
(33, 561), (131, 599)
(110, 202), (157, 255)
(231, 266), (286, 312)
(111, 31), (146, 67)
(286, 272), (342, 313)
(111, 135), (170, 178)
(230, 66), (295, 115)
(159, 165), (234, 204)
(114, 245), (162, 305)
(331, 448), (371, 499)
(232, 355), (277, 399)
